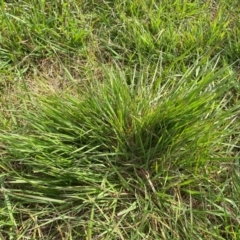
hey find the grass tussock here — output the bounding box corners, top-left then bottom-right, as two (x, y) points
(0, 0), (240, 239)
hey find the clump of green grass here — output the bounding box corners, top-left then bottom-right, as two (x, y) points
(1, 0), (240, 239)
(1, 61), (239, 239)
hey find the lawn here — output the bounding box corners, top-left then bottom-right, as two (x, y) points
(0, 0), (240, 239)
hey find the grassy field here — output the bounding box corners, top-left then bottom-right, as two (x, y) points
(0, 0), (240, 239)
